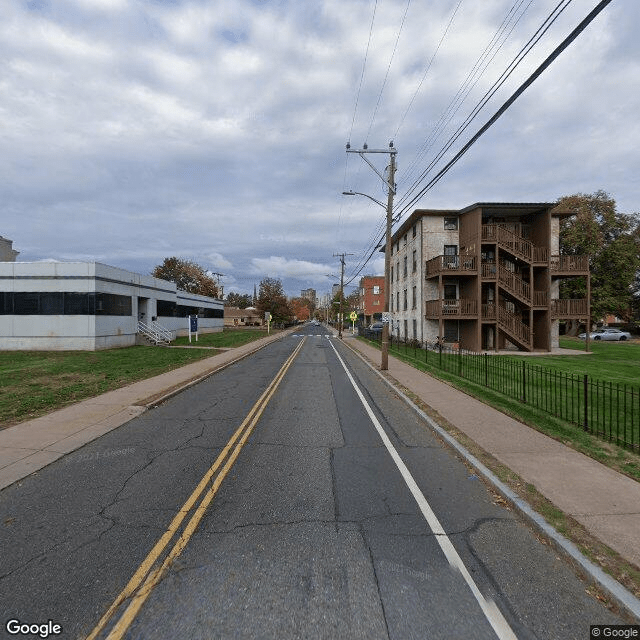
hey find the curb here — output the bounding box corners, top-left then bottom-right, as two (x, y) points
(341, 338), (640, 621)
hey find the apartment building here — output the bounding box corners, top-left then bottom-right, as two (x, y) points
(389, 202), (589, 352)
(358, 275), (385, 326)
(300, 288), (316, 306)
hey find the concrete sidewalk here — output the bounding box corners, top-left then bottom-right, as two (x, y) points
(0, 328), (294, 490)
(342, 335), (640, 573)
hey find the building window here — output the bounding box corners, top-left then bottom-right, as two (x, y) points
(373, 285), (380, 294)
(403, 289), (407, 310)
(412, 249), (417, 273)
(413, 318), (417, 339)
(403, 256), (407, 277)
(373, 299), (380, 305)
(390, 267), (393, 283)
(396, 291), (400, 311)
(403, 234), (407, 246)
(444, 245), (458, 269)
(444, 217), (458, 230)
(404, 319), (408, 338)
(412, 223), (417, 238)
(412, 286), (416, 309)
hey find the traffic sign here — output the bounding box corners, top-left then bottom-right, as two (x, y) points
(349, 312), (357, 321)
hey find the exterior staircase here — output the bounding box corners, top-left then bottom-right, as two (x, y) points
(497, 306), (531, 351)
(137, 320), (173, 346)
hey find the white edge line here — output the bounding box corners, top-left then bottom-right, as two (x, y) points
(328, 340), (518, 640)
(339, 339), (640, 621)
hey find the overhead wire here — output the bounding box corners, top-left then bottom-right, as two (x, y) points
(394, 0), (614, 221)
(393, 0), (463, 141)
(395, 0), (572, 216)
(364, 0), (412, 144)
(399, 0), (531, 192)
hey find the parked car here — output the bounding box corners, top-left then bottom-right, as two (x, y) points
(578, 328), (632, 341)
(368, 322), (384, 334)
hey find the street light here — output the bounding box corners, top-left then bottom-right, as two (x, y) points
(342, 191), (387, 210)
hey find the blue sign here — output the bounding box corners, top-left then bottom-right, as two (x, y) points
(190, 316), (198, 332)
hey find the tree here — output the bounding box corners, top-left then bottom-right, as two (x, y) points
(256, 277), (294, 325)
(225, 292), (253, 308)
(152, 257), (219, 298)
(290, 297), (312, 322)
(557, 191), (640, 325)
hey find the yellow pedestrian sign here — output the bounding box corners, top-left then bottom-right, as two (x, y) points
(349, 312), (357, 321)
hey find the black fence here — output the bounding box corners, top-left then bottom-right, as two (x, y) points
(362, 333), (639, 452)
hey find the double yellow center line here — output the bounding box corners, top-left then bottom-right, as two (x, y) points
(87, 337), (306, 640)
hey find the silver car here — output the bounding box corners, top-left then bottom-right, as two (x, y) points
(578, 328), (632, 341)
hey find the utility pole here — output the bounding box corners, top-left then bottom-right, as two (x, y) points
(333, 253), (353, 339)
(210, 272), (224, 299)
(346, 141), (397, 370)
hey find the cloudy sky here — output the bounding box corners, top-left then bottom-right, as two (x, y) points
(2, 0), (638, 297)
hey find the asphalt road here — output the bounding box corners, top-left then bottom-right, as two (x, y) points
(0, 324), (628, 639)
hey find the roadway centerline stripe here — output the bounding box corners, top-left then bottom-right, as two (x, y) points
(86, 337), (306, 640)
(328, 340), (518, 640)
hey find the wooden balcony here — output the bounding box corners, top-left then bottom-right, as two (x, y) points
(533, 247), (549, 264)
(425, 298), (478, 319)
(550, 255), (589, 275)
(425, 255), (477, 278)
(482, 303), (496, 320)
(481, 262), (497, 279)
(551, 298), (588, 318)
(533, 291), (548, 307)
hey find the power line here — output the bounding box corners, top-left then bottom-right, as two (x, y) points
(400, 0), (531, 192)
(393, 0), (463, 141)
(347, 0), (379, 146)
(394, 0), (614, 220)
(397, 0), (571, 212)
(364, 0), (412, 144)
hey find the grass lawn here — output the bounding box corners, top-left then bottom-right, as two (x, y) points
(362, 335), (640, 482)
(172, 327), (278, 348)
(0, 328), (279, 428)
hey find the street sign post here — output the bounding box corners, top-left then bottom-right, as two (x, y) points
(188, 315), (198, 343)
(350, 311), (357, 333)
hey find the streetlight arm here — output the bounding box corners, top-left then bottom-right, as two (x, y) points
(342, 191), (386, 210)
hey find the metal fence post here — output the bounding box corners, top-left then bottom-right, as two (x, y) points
(522, 360), (526, 403)
(583, 374), (588, 432)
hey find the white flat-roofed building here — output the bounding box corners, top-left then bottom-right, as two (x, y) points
(0, 262), (223, 350)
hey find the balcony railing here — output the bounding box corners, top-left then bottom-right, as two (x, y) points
(533, 247), (549, 263)
(425, 254), (477, 277)
(481, 262), (497, 278)
(533, 291), (548, 307)
(551, 298), (588, 318)
(482, 303), (496, 320)
(550, 255), (589, 274)
(425, 298), (478, 319)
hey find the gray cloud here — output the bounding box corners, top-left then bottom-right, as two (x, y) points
(2, 0), (638, 297)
